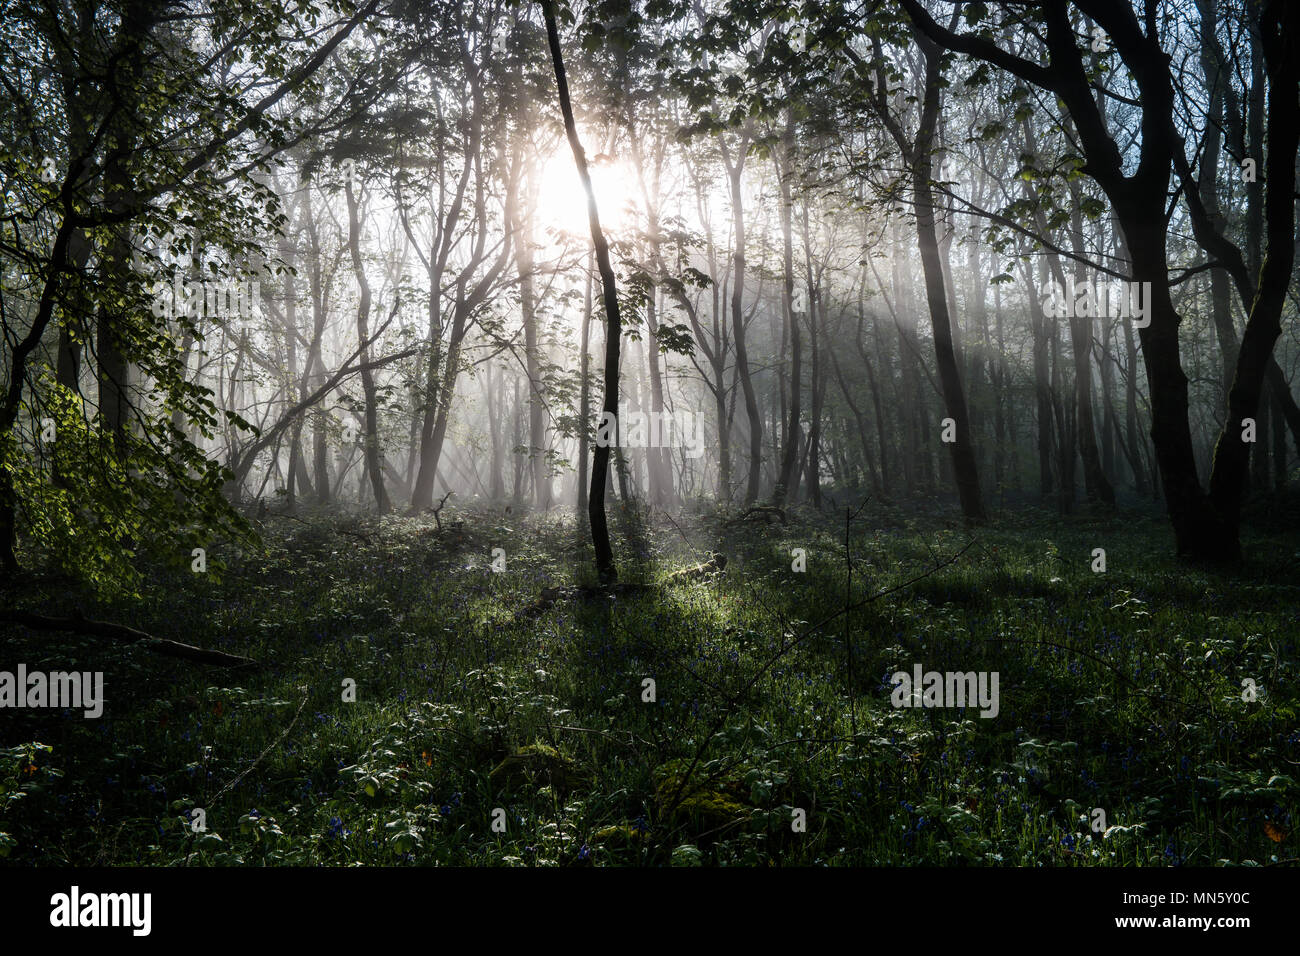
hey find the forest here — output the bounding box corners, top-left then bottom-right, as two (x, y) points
(1, 0), (1298, 873)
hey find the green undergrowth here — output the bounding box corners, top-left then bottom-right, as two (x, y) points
(2, 500), (1298, 866)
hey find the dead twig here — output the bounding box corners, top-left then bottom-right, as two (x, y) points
(1, 610), (258, 669)
(428, 490), (454, 531)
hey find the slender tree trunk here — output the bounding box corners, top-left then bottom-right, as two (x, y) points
(722, 137), (763, 505)
(304, 213), (332, 504)
(542, 0), (620, 581)
(1066, 195), (1115, 505)
(1207, 0), (1300, 537)
(775, 122), (802, 507)
(97, 153), (134, 464)
(577, 260), (593, 511)
(345, 178), (389, 513)
(805, 275), (825, 509)
(910, 34), (985, 521)
(486, 363), (505, 500)
(512, 162), (551, 511)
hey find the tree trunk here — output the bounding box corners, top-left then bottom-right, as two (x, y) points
(1206, 0), (1300, 538)
(345, 178), (389, 513)
(577, 261), (593, 511)
(1066, 193), (1115, 505)
(720, 133), (763, 506)
(775, 122), (802, 507)
(512, 162), (551, 511)
(542, 0), (620, 582)
(910, 33), (985, 522)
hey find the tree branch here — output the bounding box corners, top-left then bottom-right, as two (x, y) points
(1, 610), (258, 668)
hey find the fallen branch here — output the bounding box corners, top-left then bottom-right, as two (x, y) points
(1, 610), (258, 669)
(206, 685), (310, 808)
(228, 324), (420, 485)
(725, 506), (787, 526)
(665, 552), (727, 584)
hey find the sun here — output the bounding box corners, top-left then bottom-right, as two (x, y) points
(535, 148), (638, 241)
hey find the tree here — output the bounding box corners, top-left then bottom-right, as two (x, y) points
(540, 0), (621, 581)
(899, 0), (1298, 559)
(854, 14), (987, 521)
(0, 0), (380, 587)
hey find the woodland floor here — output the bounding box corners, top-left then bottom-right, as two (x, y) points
(3, 496), (1300, 866)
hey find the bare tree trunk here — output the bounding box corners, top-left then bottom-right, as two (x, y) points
(486, 362), (505, 500)
(345, 177), (389, 513)
(512, 160), (551, 511)
(775, 121), (801, 507)
(805, 277), (825, 509)
(97, 154), (134, 463)
(908, 32), (985, 521)
(542, 0), (620, 581)
(304, 208), (332, 504)
(1066, 190), (1115, 506)
(800, 203), (825, 509)
(721, 134), (763, 506)
(577, 260), (593, 511)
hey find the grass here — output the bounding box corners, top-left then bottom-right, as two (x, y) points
(3, 499), (1299, 866)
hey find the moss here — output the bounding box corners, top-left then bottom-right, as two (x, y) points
(489, 743), (588, 795)
(590, 824), (649, 847)
(653, 759), (752, 828)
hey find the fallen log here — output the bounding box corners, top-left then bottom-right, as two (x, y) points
(724, 506), (787, 526)
(665, 552), (727, 584)
(0, 610), (259, 669)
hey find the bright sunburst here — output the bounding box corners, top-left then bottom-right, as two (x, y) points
(536, 148), (639, 241)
